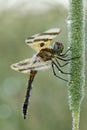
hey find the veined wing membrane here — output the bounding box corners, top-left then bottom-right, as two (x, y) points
(25, 28), (61, 51)
(11, 57), (51, 73)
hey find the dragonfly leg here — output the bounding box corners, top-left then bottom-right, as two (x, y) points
(60, 47), (71, 57)
(55, 58), (69, 67)
(51, 62), (68, 82)
(56, 56), (80, 62)
(52, 60), (71, 75)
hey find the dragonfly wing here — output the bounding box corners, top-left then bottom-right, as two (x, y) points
(11, 56), (51, 73)
(25, 28), (61, 51)
(25, 33), (39, 45)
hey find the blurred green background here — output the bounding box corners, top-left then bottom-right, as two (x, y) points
(0, 1), (87, 130)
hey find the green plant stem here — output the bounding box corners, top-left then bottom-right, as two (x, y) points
(68, 0), (85, 130)
(72, 110), (80, 130)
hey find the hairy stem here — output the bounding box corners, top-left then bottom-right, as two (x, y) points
(67, 0), (85, 130)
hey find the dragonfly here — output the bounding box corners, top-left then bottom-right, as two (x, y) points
(11, 28), (72, 119)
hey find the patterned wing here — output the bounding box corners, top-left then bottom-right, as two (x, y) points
(11, 56), (51, 73)
(25, 28), (61, 51)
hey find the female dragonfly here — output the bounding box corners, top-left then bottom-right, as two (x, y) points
(11, 28), (72, 119)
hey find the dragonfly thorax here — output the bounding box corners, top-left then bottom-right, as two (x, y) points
(53, 42), (64, 55)
(36, 48), (54, 61)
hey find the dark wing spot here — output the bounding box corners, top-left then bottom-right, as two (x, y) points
(40, 42), (45, 47)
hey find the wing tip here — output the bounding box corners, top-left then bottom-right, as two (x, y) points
(46, 28), (61, 33)
(25, 39), (32, 45)
(11, 64), (18, 71)
(11, 63), (30, 73)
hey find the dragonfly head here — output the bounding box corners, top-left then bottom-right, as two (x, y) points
(53, 42), (64, 55)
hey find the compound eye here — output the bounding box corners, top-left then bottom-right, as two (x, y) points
(53, 42), (64, 54)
